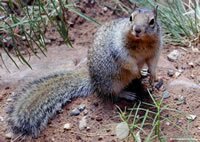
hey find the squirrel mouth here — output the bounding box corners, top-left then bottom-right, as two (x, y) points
(135, 34), (141, 39)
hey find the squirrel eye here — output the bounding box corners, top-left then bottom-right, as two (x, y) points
(149, 19), (155, 26)
(130, 16), (133, 21)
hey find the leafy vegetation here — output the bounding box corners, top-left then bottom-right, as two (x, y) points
(118, 90), (197, 142)
(0, 0), (98, 69)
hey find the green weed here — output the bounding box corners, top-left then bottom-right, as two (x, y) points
(117, 90), (197, 142)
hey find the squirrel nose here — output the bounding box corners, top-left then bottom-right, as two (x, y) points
(135, 27), (141, 34)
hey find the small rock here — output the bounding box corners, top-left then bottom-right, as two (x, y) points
(6, 98), (12, 102)
(2, 37), (12, 43)
(98, 137), (103, 141)
(44, 38), (51, 44)
(186, 114), (197, 121)
(83, 0), (89, 3)
(78, 104), (86, 112)
(162, 91), (170, 99)
(175, 71), (181, 78)
(165, 122), (170, 126)
(169, 78), (200, 89)
(0, 116), (4, 122)
(176, 119), (183, 126)
(79, 116), (87, 130)
(192, 47), (199, 52)
(167, 69), (174, 77)
(115, 122), (129, 140)
(76, 135), (82, 140)
(91, 0), (95, 4)
(178, 69), (184, 73)
(103, 7), (108, 12)
(22, 36), (26, 40)
(86, 126), (91, 131)
(155, 79), (163, 90)
(167, 50), (180, 62)
(5, 132), (13, 139)
(175, 95), (186, 105)
(63, 123), (71, 130)
(96, 116), (103, 122)
(0, 15), (6, 20)
(5, 86), (10, 90)
(83, 109), (88, 115)
(106, 129), (111, 132)
(70, 108), (81, 116)
(188, 62), (194, 68)
(160, 85), (166, 92)
(51, 137), (56, 142)
(190, 74), (195, 79)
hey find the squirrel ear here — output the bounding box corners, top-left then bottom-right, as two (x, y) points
(153, 5), (158, 19)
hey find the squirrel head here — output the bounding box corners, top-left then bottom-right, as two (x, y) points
(129, 7), (159, 40)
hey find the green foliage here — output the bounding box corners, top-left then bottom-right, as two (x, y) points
(0, 0), (98, 69)
(117, 90), (197, 142)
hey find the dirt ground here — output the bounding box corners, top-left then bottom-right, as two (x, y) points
(0, 1), (200, 142)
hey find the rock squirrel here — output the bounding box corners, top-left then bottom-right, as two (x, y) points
(6, 7), (162, 139)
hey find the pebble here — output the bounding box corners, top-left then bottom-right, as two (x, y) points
(188, 62), (194, 68)
(22, 36), (26, 40)
(98, 137), (103, 141)
(167, 69), (174, 77)
(162, 91), (170, 99)
(51, 137), (56, 142)
(96, 116), (103, 122)
(76, 135), (82, 140)
(0, 15), (6, 20)
(79, 116), (87, 130)
(86, 126), (91, 131)
(83, 109), (88, 115)
(190, 74), (195, 79)
(186, 114), (197, 121)
(70, 108), (81, 116)
(6, 98), (12, 102)
(63, 123), (71, 130)
(174, 95), (186, 105)
(5, 132), (13, 139)
(0, 116), (4, 122)
(103, 7), (108, 12)
(169, 79), (200, 89)
(167, 50), (180, 62)
(165, 122), (170, 126)
(155, 79), (163, 90)
(44, 38), (51, 44)
(115, 122), (129, 140)
(175, 71), (181, 78)
(176, 119), (183, 126)
(78, 104), (86, 112)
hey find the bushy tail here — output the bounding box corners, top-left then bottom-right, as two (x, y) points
(6, 70), (94, 138)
